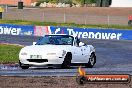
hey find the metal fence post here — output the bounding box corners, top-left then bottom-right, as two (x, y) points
(21, 11), (23, 20)
(84, 15), (87, 25)
(107, 15), (110, 25)
(43, 12), (45, 22)
(64, 8), (66, 23)
(64, 12), (66, 23)
(5, 5), (8, 12)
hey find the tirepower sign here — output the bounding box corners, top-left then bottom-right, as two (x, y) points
(34, 26), (132, 40)
(0, 24), (132, 40)
(48, 26), (123, 40)
(0, 24), (34, 36)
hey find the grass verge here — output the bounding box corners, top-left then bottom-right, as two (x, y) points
(0, 19), (132, 30)
(0, 44), (23, 63)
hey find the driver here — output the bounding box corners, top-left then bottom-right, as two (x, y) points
(49, 37), (59, 44)
(75, 37), (80, 46)
(49, 37), (55, 44)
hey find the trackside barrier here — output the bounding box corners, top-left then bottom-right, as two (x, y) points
(0, 24), (132, 40)
(34, 26), (132, 40)
(0, 24), (34, 36)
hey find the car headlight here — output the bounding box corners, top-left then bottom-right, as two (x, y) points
(47, 53), (56, 55)
(21, 52), (27, 55)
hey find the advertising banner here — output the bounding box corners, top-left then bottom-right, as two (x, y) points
(0, 24), (132, 40)
(0, 24), (34, 36)
(47, 26), (132, 40)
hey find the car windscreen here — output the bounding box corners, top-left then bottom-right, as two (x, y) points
(36, 35), (73, 45)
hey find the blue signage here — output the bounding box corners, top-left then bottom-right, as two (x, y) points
(48, 26), (132, 40)
(0, 24), (34, 36)
(0, 24), (132, 40)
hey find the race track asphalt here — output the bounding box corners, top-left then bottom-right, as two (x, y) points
(0, 34), (132, 76)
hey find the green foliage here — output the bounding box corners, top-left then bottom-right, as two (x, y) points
(36, 2), (41, 6)
(37, 0), (96, 4)
(48, 0), (59, 3)
(37, 0), (59, 3)
(85, 0), (96, 4)
(37, 0), (49, 3)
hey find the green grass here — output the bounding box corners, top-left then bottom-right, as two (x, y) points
(0, 19), (132, 30)
(0, 44), (23, 63)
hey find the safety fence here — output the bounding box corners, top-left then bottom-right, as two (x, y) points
(3, 11), (128, 25)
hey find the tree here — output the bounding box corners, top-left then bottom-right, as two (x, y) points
(49, 0), (59, 3)
(37, 0), (96, 4)
(85, 0), (96, 4)
(72, 0), (96, 5)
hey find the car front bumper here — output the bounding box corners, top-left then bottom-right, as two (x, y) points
(19, 56), (64, 66)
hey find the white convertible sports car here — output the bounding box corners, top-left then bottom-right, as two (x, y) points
(19, 34), (96, 69)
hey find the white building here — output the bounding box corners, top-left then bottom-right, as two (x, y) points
(110, 0), (132, 7)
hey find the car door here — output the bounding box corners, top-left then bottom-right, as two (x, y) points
(71, 46), (84, 63)
(71, 37), (84, 63)
(80, 45), (91, 62)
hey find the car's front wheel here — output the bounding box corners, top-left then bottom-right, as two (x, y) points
(19, 61), (29, 69)
(85, 53), (96, 68)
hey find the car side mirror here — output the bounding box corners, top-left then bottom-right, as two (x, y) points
(33, 42), (36, 45)
(79, 42), (85, 46)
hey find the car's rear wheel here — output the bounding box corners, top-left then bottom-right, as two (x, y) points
(85, 53), (96, 68)
(61, 52), (72, 69)
(19, 61), (29, 69)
